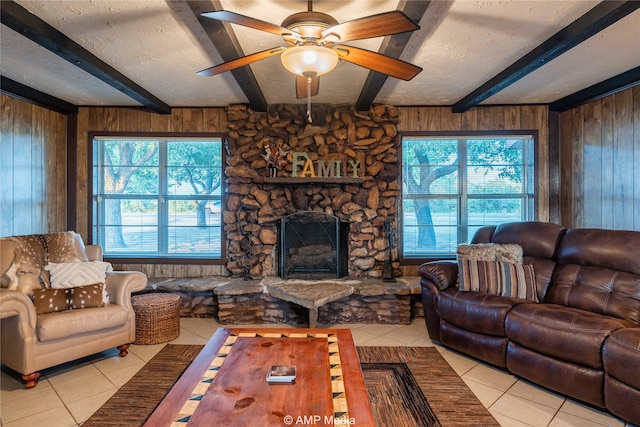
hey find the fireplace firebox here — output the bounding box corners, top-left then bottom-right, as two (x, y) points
(279, 211), (349, 279)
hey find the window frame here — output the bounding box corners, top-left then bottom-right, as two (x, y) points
(87, 131), (227, 264)
(399, 130), (539, 263)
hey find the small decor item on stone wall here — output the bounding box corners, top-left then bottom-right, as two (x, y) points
(382, 219), (396, 282)
(238, 203), (256, 281)
(263, 143), (288, 176)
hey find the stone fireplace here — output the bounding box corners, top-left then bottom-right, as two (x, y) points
(222, 103), (401, 279)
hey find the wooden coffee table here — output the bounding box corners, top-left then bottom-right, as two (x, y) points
(144, 327), (375, 426)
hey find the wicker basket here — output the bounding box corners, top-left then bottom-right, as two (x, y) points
(132, 293), (181, 345)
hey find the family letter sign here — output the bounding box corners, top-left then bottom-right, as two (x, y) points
(291, 152), (361, 179)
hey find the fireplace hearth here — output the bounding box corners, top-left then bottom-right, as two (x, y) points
(279, 211), (348, 279)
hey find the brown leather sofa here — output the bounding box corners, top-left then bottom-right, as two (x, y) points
(419, 222), (640, 425)
(0, 232), (147, 388)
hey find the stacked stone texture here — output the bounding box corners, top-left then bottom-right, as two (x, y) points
(224, 103), (401, 279)
(217, 294), (308, 325)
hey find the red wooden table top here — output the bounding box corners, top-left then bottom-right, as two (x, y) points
(144, 327), (375, 427)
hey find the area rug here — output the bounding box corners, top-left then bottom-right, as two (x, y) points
(84, 344), (497, 426)
(358, 346), (499, 426)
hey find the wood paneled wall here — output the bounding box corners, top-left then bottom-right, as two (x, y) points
(10, 95), (638, 276)
(559, 86), (639, 230)
(75, 107), (227, 278)
(0, 94), (67, 237)
(397, 105), (550, 222)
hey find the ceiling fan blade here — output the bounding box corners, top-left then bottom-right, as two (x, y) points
(201, 10), (296, 37)
(334, 45), (422, 81)
(322, 11), (419, 43)
(296, 76), (319, 99)
(197, 47), (285, 77)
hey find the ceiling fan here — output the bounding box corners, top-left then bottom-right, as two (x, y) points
(197, 0), (422, 99)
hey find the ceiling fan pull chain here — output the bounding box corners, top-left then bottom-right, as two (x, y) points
(306, 76), (313, 123)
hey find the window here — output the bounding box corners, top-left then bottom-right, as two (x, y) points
(401, 133), (535, 258)
(92, 136), (223, 259)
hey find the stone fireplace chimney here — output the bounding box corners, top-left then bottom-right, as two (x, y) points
(223, 103), (401, 279)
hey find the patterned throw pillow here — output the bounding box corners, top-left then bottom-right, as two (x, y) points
(458, 259), (538, 302)
(32, 288), (69, 315)
(45, 261), (112, 304)
(31, 284), (105, 314)
(68, 284), (105, 310)
(457, 243), (523, 264)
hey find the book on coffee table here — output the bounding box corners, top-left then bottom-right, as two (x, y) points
(266, 365), (296, 383)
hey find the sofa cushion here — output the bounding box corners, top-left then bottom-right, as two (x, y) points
(458, 259), (538, 302)
(557, 228), (640, 275)
(490, 221), (565, 259)
(36, 304), (128, 342)
(550, 228), (640, 324)
(548, 264), (640, 324)
(439, 288), (525, 337)
(505, 303), (634, 369)
(470, 222), (565, 300)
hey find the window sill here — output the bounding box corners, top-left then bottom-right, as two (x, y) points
(104, 257), (226, 265)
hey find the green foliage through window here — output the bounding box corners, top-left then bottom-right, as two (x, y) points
(92, 137), (223, 258)
(401, 134), (535, 257)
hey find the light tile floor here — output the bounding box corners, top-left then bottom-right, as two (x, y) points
(0, 318), (634, 427)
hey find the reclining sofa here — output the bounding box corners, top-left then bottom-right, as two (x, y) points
(419, 222), (640, 425)
(0, 231), (147, 388)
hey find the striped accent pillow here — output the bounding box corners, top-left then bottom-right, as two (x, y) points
(458, 259), (538, 302)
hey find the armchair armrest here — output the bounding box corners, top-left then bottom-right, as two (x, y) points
(0, 288), (38, 338)
(418, 260), (458, 291)
(85, 244), (103, 262)
(105, 271), (147, 309)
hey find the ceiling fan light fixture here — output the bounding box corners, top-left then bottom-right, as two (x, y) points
(281, 45), (339, 77)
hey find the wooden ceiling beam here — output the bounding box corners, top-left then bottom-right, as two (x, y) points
(452, 1), (640, 113)
(187, 1), (268, 112)
(1, 76), (78, 114)
(549, 66), (640, 112)
(1, 1), (171, 114)
(355, 1), (431, 112)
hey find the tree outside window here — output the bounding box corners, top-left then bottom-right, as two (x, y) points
(401, 134), (535, 257)
(92, 136), (223, 258)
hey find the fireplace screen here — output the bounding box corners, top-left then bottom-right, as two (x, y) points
(279, 211), (348, 279)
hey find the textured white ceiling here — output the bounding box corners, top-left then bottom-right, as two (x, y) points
(2, 0), (638, 109)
